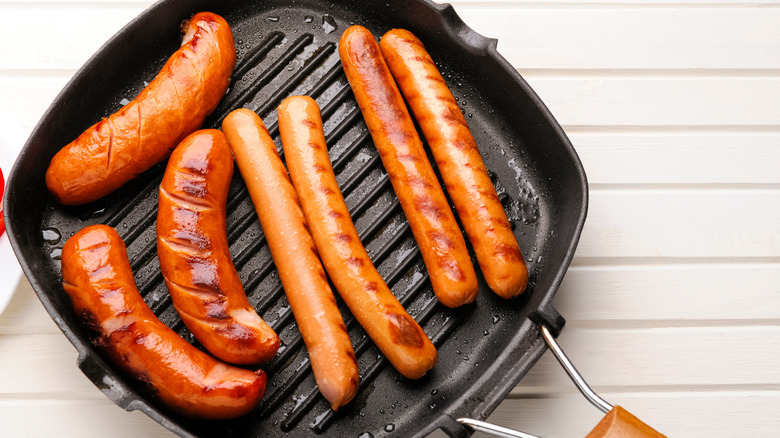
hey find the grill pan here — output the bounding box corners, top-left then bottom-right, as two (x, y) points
(4, 0), (588, 436)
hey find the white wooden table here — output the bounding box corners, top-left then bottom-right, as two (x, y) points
(1, 1), (779, 437)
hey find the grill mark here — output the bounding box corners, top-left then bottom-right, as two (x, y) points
(435, 94), (458, 105)
(334, 233), (352, 243)
(490, 216), (514, 232)
(346, 257), (364, 268)
(493, 243), (523, 262)
(313, 163), (328, 173)
(386, 313), (425, 348)
(301, 119), (318, 129)
(328, 210), (344, 219)
(397, 153), (420, 162)
(478, 187), (502, 204)
(410, 55), (436, 67)
(364, 281), (378, 293)
(423, 74), (447, 85)
(307, 141), (322, 150)
(415, 196), (445, 220)
(440, 257), (467, 281)
(320, 187), (335, 195)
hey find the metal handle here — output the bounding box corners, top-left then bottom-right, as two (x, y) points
(456, 418), (541, 438)
(457, 324), (612, 437)
(540, 325), (612, 414)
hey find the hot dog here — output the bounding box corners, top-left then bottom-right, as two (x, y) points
(221, 109), (358, 411)
(61, 225), (266, 419)
(157, 129), (279, 365)
(338, 25), (478, 308)
(45, 12), (236, 206)
(278, 96), (438, 379)
(380, 29), (528, 299)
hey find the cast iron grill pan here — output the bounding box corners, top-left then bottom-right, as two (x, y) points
(4, 0), (588, 437)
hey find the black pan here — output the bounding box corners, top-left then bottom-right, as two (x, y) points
(4, 0), (587, 436)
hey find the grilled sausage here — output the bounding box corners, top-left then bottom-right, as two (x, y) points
(278, 96), (438, 379)
(380, 29), (528, 299)
(157, 129), (279, 365)
(61, 225), (266, 419)
(45, 11), (236, 206)
(222, 109), (358, 411)
(338, 25), (478, 308)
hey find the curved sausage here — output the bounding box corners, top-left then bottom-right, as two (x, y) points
(221, 109), (358, 411)
(380, 29), (528, 299)
(61, 225), (266, 419)
(338, 25), (478, 308)
(45, 11), (236, 206)
(157, 129), (279, 365)
(278, 96), (438, 379)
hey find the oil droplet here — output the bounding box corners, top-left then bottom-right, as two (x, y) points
(304, 15), (314, 23)
(358, 433), (374, 438)
(119, 98), (131, 106)
(464, 356), (469, 361)
(42, 228), (61, 245)
(492, 315), (501, 324)
(429, 403), (436, 409)
(322, 15), (337, 34)
(384, 424), (395, 432)
(267, 16), (280, 22)
(431, 388), (438, 395)
(483, 330), (490, 336)
(379, 409), (385, 414)
(49, 248), (62, 260)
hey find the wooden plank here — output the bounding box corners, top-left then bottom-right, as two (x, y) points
(453, 7), (780, 70)
(513, 326), (780, 390)
(575, 190), (780, 259)
(570, 131), (780, 185)
(430, 391), (780, 438)
(555, 263), (780, 322)
(0, 334), (97, 398)
(0, 280), (60, 335)
(0, 399), (174, 437)
(526, 76), (780, 127)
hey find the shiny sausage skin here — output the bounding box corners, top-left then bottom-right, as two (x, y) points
(157, 129), (279, 365)
(278, 96), (438, 379)
(338, 25), (478, 308)
(380, 29), (528, 299)
(61, 225), (266, 419)
(45, 12), (236, 206)
(221, 109), (358, 411)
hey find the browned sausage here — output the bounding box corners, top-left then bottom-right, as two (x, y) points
(221, 109), (358, 411)
(61, 225), (266, 419)
(45, 12), (236, 206)
(338, 25), (478, 308)
(380, 29), (528, 299)
(156, 129), (279, 365)
(278, 95), (438, 379)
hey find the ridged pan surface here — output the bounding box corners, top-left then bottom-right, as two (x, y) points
(4, 0), (588, 436)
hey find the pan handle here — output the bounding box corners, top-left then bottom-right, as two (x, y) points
(458, 325), (666, 438)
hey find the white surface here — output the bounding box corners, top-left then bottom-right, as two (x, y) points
(0, 1), (779, 437)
